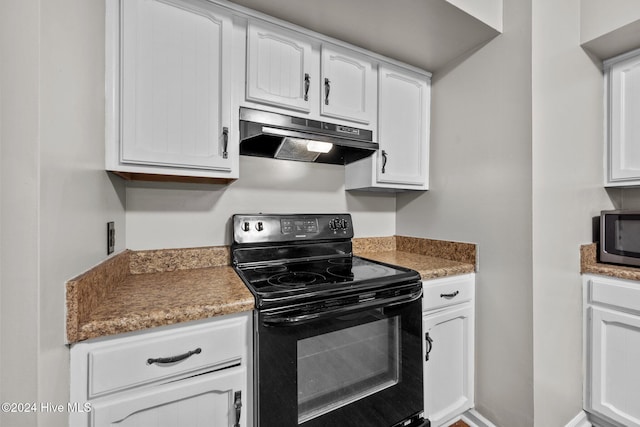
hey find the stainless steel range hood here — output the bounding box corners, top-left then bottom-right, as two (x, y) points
(239, 107), (378, 165)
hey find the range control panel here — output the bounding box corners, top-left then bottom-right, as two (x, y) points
(233, 214), (353, 245)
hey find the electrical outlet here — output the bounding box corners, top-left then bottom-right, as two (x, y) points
(107, 222), (115, 255)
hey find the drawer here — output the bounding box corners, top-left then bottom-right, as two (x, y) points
(422, 274), (474, 312)
(589, 276), (640, 314)
(86, 313), (248, 398)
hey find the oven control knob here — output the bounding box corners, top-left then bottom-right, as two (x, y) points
(242, 221), (250, 232)
(256, 221), (264, 231)
(341, 219), (348, 229)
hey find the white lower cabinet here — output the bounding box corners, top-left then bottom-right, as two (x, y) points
(583, 275), (640, 427)
(91, 367), (244, 426)
(422, 274), (475, 427)
(70, 312), (251, 427)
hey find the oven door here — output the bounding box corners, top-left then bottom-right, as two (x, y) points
(254, 286), (424, 427)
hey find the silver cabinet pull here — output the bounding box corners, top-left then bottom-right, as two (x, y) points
(381, 150), (388, 173)
(233, 391), (242, 427)
(304, 73), (310, 101)
(222, 127), (229, 159)
(324, 78), (331, 105)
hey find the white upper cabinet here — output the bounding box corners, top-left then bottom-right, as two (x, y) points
(605, 49), (640, 186)
(320, 44), (376, 124)
(106, 0), (237, 182)
(377, 64), (430, 186)
(346, 63), (430, 191)
(245, 20), (376, 127)
(246, 20), (315, 113)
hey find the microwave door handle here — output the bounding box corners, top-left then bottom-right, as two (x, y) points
(262, 288), (422, 326)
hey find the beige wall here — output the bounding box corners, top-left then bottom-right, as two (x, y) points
(580, 0), (640, 44)
(1, 1), (41, 425)
(396, 0), (534, 425)
(531, 1), (618, 426)
(1, 1), (126, 426)
(125, 156), (396, 249)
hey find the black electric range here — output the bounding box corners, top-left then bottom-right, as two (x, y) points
(231, 213), (428, 427)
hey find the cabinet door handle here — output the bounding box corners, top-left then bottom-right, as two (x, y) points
(233, 391), (242, 427)
(222, 127), (229, 159)
(381, 150), (388, 174)
(324, 78), (331, 105)
(304, 73), (310, 101)
(440, 290), (459, 299)
(425, 332), (433, 361)
(146, 347), (201, 365)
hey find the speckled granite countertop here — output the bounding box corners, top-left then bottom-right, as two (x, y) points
(67, 236), (476, 344)
(581, 242), (640, 281)
(66, 247), (254, 343)
(354, 236), (476, 280)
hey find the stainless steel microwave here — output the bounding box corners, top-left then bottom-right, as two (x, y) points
(601, 210), (640, 267)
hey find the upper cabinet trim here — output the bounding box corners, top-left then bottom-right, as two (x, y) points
(198, 0), (432, 77)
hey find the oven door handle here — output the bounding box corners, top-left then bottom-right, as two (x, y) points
(262, 288), (422, 326)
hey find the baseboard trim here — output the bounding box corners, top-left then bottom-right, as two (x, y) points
(443, 409), (595, 427)
(460, 409), (497, 427)
(565, 411), (591, 427)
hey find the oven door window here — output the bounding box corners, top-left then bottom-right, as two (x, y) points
(297, 316), (400, 423)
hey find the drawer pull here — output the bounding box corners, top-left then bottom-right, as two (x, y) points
(147, 347), (202, 365)
(440, 290), (459, 299)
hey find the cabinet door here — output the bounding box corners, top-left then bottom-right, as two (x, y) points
(320, 44), (376, 124)
(423, 304), (474, 427)
(119, 0), (232, 171)
(587, 306), (640, 426)
(91, 367), (246, 427)
(377, 64), (430, 186)
(246, 20), (314, 113)
(608, 53), (640, 183)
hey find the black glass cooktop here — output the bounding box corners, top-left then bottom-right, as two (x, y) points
(235, 255), (420, 307)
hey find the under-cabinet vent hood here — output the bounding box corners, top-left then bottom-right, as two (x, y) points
(239, 108), (378, 165)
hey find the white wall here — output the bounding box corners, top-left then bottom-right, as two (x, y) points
(531, 1), (619, 426)
(1, 1), (126, 426)
(126, 156), (396, 249)
(396, 0), (534, 426)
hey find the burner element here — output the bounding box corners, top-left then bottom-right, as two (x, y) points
(326, 265), (355, 279)
(268, 272), (326, 288)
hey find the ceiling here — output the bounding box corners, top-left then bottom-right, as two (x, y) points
(228, 0), (501, 72)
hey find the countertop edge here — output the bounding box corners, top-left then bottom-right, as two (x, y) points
(581, 242), (640, 281)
